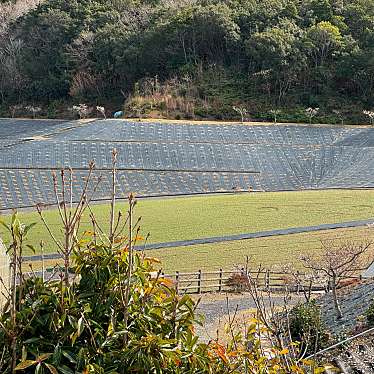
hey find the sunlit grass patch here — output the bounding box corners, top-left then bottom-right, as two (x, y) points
(1, 189), (373, 268)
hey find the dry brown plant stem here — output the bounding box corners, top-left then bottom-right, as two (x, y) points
(109, 149), (118, 246)
(123, 193), (136, 344)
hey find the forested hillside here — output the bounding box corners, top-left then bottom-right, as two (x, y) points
(0, 0), (373, 123)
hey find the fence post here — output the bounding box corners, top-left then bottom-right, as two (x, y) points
(175, 271), (179, 294)
(265, 270), (270, 291)
(218, 268), (223, 292)
(296, 271), (300, 294)
(308, 279), (313, 300)
(197, 270), (202, 294)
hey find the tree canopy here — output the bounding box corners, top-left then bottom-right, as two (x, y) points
(0, 0), (373, 121)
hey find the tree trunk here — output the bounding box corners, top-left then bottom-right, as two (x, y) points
(331, 276), (343, 319)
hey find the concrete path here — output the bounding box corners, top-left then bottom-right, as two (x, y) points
(23, 217), (373, 262)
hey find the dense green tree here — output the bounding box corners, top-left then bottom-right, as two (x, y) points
(246, 19), (305, 102)
(15, 7), (78, 100)
(305, 21), (343, 67)
(0, 0), (373, 120)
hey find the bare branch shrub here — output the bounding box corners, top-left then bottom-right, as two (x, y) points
(96, 105), (106, 119)
(71, 103), (92, 119)
(301, 239), (372, 319)
(36, 163), (101, 284)
(305, 107), (319, 124)
(270, 109), (281, 123)
(232, 105), (249, 123)
(363, 110), (374, 125)
(25, 105), (41, 118)
(332, 109), (344, 125)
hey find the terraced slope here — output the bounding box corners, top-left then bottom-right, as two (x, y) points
(0, 119), (373, 209)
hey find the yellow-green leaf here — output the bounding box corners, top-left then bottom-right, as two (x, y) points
(15, 360), (36, 370)
(45, 363), (59, 374)
(36, 353), (52, 362)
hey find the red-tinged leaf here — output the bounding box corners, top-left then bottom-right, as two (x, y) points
(211, 343), (229, 364)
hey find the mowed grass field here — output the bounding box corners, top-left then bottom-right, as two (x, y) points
(149, 226), (374, 273)
(1, 189), (374, 272)
(21, 226), (374, 274)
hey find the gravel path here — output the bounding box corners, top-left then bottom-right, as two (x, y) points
(196, 293), (289, 324)
(196, 281), (374, 339)
(195, 292), (303, 342)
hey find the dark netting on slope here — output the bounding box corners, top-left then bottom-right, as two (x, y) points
(0, 119), (72, 140)
(50, 120), (359, 146)
(0, 169), (261, 209)
(0, 119), (373, 209)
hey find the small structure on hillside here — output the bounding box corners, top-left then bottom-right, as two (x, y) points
(113, 110), (123, 118)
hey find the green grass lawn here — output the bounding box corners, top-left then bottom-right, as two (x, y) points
(1, 189), (373, 260)
(147, 226), (374, 273)
(23, 226), (374, 274)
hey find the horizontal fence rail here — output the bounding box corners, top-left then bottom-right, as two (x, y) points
(161, 269), (364, 294)
(20, 264), (366, 295)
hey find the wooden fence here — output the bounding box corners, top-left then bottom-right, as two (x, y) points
(162, 269), (362, 294)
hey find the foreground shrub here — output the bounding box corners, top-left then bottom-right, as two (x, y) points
(0, 245), (326, 373)
(0, 244), (211, 373)
(225, 272), (249, 292)
(289, 301), (331, 355)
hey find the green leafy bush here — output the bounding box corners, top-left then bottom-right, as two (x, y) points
(365, 300), (374, 327)
(289, 301), (331, 355)
(0, 244), (212, 373)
